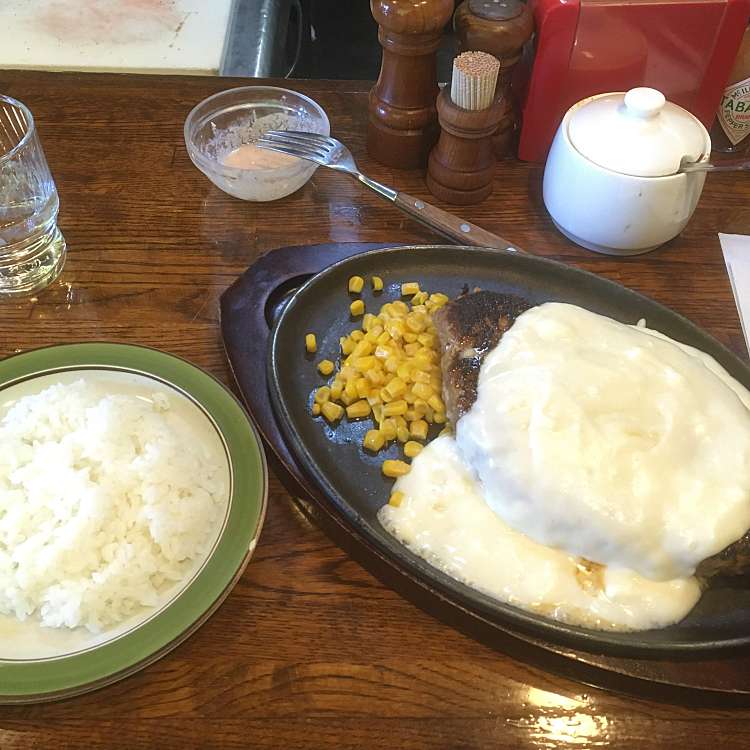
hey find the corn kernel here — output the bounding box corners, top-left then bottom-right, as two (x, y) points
(413, 399), (428, 416)
(346, 399), (371, 419)
(417, 333), (436, 348)
(383, 400), (408, 417)
(381, 418), (397, 441)
(353, 356), (377, 372)
(372, 275), (384, 292)
(348, 275), (364, 293)
(385, 356), (400, 373)
(412, 382), (433, 400)
(342, 380), (358, 405)
(311, 403), (321, 416)
(401, 282), (420, 296)
(330, 382), (343, 401)
(356, 377), (370, 398)
(387, 320), (405, 339)
(350, 299), (365, 316)
(396, 425), (410, 443)
(350, 330), (364, 341)
(372, 402), (384, 424)
(376, 330), (391, 346)
(393, 300), (409, 315)
(374, 345), (391, 360)
(365, 368), (384, 386)
(362, 313), (376, 331)
(414, 371), (431, 385)
(305, 333), (317, 353)
(383, 459), (410, 478)
(433, 411), (447, 424)
(340, 365), (356, 381)
(404, 441), (423, 458)
(352, 339), (373, 358)
(404, 342), (420, 356)
(406, 312), (427, 333)
(321, 402), (344, 423)
(340, 337), (355, 355)
(428, 394), (445, 413)
(396, 363), (412, 382)
(405, 409), (419, 422)
(403, 331), (418, 344)
(314, 386), (331, 404)
(409, 419), (428, 440)
(366, 391), (381, 406)
(389, 490), (404, 507)
(364, 429), (385, 452)
(384, 377), (407, 399)
(318, 359), (334, 376)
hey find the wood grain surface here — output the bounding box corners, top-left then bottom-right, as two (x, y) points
(0, 69), (749, 749)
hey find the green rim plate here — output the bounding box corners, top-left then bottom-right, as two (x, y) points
(0, 343), (268, 703)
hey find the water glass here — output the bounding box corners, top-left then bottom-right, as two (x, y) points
(0, 95), (66, 295)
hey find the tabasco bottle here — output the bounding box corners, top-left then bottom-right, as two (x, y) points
(712, 24), (750, 154)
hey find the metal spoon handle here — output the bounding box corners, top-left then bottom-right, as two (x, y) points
(681, 157), (750, 173)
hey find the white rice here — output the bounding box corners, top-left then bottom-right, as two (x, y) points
(0, 379), (227, 633)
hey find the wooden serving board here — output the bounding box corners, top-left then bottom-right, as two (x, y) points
(220, 241), (750, 703)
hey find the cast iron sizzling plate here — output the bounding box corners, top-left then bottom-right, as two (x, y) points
(268, 245), (750, 653)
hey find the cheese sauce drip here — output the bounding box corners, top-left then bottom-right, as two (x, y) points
(379, 436), (701, 631)
(458, 303), (750, 582)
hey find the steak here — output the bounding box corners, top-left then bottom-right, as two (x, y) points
(432, 289), (531, 426)
(432, 290), (750, 580)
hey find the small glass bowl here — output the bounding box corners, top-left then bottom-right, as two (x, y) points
(184, 86), (330, 202)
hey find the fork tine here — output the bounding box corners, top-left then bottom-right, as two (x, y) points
(266, 130), (336, 148)
(256, 134), (330, 160)
(254, 140), (324, 165)
(260, 130), (333, 152)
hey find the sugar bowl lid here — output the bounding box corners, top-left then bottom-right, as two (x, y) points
(566, 88), (709, 177)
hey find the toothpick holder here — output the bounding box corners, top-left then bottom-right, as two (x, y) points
(426, 87), (505, 205)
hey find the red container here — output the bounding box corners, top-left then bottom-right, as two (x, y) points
(518, 0), (750, 162)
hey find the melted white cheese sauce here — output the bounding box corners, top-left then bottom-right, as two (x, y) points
(458, 303), (750, 582)
(379, 436), (701, 630)
(379, 302), (750, 631)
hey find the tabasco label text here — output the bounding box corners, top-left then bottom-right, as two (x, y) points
(718, 75), (750, 146)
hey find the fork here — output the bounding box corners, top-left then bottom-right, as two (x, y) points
(255, 130), (523, 252)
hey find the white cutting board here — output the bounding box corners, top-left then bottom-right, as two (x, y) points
(0, 0), (234, 75)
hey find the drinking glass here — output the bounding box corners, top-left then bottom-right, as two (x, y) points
(0, 95), (66, 295)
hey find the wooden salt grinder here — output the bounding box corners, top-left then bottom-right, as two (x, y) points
(368, 0), (454, 169)
(427, 87), (505, 204)
(454, 0), (535, 156)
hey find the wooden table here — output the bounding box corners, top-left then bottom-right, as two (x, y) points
(1, 70), (749, 749)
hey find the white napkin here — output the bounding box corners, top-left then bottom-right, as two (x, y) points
(719, 233), (750, 352)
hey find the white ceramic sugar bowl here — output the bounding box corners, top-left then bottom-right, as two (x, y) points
(542, 88), (711, 255)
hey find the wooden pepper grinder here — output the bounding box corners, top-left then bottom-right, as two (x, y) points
(368, 0), (454, 169)
(426, 51), (503, 205)
(454, 0), (534, 156)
